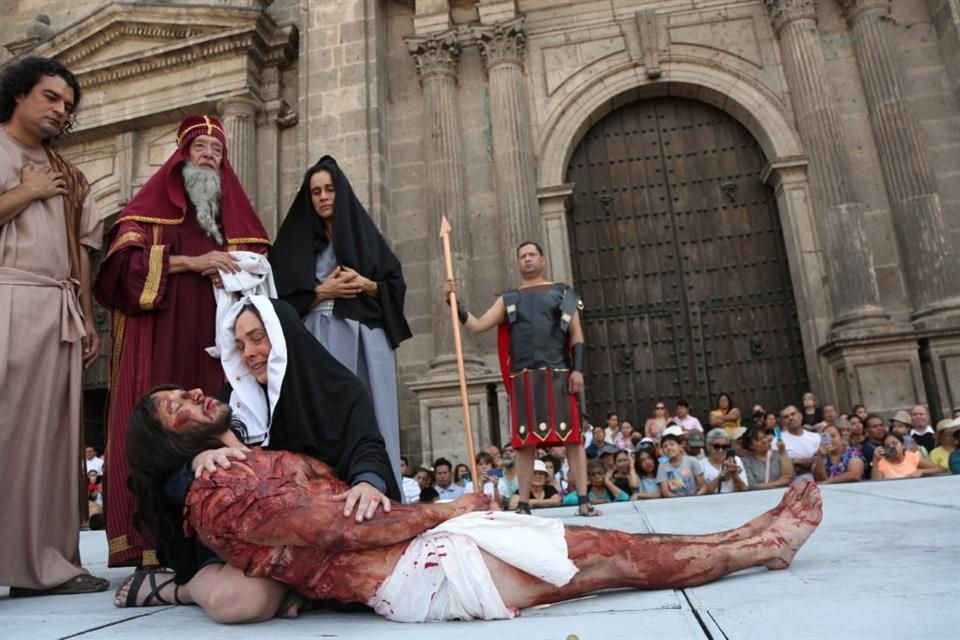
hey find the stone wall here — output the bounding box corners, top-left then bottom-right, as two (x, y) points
(5, 0), (960, 462)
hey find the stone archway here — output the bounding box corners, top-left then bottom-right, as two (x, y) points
(536, 62), (830, 398)
(565, 96), (808, 422)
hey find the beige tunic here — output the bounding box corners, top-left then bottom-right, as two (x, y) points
(0, 128), (102, 589)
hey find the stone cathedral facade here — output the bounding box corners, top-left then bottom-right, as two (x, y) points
(3, 0), (960, 465)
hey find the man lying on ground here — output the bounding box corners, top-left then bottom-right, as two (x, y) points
(120, 386), (823, 623)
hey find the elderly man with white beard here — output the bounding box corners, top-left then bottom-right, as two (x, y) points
(95, 115), (270, 569)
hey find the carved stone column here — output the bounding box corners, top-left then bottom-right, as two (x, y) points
(406, 30), (472, 366)
(473, 16), (544, 254)
(765, 0), (888, 332)
(839, 0), (960, 321)
(218, 96), (260, 201)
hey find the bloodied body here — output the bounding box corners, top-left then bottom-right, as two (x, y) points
(182, 446), (821, 622)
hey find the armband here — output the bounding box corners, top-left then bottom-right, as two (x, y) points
(571, 342), (585, 372)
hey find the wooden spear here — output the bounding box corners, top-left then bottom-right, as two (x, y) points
(439, 216), (480, 491)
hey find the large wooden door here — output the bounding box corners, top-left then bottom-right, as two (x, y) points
(566, 97), (807, 423)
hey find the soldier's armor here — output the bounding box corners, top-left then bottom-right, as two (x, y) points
(500, 283), (583, 447)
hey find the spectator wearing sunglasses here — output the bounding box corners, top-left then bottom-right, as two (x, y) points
(700, 429), (748, 493)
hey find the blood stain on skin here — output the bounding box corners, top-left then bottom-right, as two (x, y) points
(172, 409), (193, 431)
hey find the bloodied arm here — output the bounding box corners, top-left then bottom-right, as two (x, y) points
(185, 451), (492, 552)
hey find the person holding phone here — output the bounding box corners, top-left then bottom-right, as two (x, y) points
(700, 429), (748, 493)
(464, 452), (506, 500)
(739, 427), (794, 490)
(870, 433), (942, 480)
(453, 464), (471, 489)
(812, 425), (864, 484)
(779, 405), (822, 477)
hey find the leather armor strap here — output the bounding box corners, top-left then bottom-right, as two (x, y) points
(571, 342), (584, 372)
(503, 289), (520, 324)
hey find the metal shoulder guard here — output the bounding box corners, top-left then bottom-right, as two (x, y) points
(559, 286), (583, 332)
(503, 288), (521, 324)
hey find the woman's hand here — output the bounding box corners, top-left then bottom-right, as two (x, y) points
(190, 447), (249, 478)
(338, 266), (378, 296)
(333, 482), (391, 522)
(314, 266), (365, 300)
(721, 457), (739, 477)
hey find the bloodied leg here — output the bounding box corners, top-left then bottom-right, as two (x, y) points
(484, 481), (822, 609)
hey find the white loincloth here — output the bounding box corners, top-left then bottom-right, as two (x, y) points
(368, 511), (578, 623)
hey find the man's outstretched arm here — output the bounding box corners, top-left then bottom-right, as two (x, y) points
(442, 278), (506, 333)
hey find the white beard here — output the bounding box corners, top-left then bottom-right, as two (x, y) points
(182, 163), (224, 245)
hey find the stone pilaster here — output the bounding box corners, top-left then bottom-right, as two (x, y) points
(839, 0), (960, 321)
(256, 98), (297, 239)
(218, 96), (260, 202)
(406, 30), (472, 366)
(925, 0), (960, 105)
(473, 15), (544, 254)
(765, 0), (889, 333)
(537, 184), (574, 285)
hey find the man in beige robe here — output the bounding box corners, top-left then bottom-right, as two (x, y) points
(0, 56), (108, 595)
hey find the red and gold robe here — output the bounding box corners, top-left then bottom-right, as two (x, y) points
(95, 115), (269, 566)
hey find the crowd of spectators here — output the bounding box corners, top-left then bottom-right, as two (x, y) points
(400, 393), (960, 510)
(82, 446), (105, 530)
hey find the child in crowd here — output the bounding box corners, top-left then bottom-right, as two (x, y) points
(631, 445), (662, 500)
(565, 460), (629, 505)
(657, 433), (705, 497)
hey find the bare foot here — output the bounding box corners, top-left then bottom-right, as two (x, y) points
(762, 480), (822, 570)
(739, 481), (803, 536)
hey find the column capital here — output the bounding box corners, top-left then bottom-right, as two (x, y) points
(764, 0), (818, 33)
(761, 155), (811, 191)
(405, 30), (461, 85)
(217, 95), (261, 119)
(836, 0), (890, 23)
(473, 15), (526, 72)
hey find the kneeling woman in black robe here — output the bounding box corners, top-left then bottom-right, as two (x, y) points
(218, 295), (400, 503)
(119, 296), (399, 620)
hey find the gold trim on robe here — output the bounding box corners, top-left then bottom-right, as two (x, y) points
(119, 212), (187, 226)
(227, 236), (271, 247)
(108, 535), (130, 554)
(139, 245), (166, 310)
(106, 231), (146, 258)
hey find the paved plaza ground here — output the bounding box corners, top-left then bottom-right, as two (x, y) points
(1, 475), (956, 640)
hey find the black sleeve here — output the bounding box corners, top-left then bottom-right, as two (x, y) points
(267, 299), (401, 501)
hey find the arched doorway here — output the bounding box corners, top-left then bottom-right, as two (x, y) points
(566, 97), (808, 425)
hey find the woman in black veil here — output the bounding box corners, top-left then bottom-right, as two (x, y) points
(270, 157), (411, 491)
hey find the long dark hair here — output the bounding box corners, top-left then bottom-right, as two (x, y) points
(0, 56), (82, 142)
(125, 385), (241, 541)
(634, 447), (659, 478)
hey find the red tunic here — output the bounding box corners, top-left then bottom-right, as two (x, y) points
(95, 116), (269, 566)
(96, 213), (267, 566)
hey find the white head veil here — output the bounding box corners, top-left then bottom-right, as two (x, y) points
(217, 295), (287, 445)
